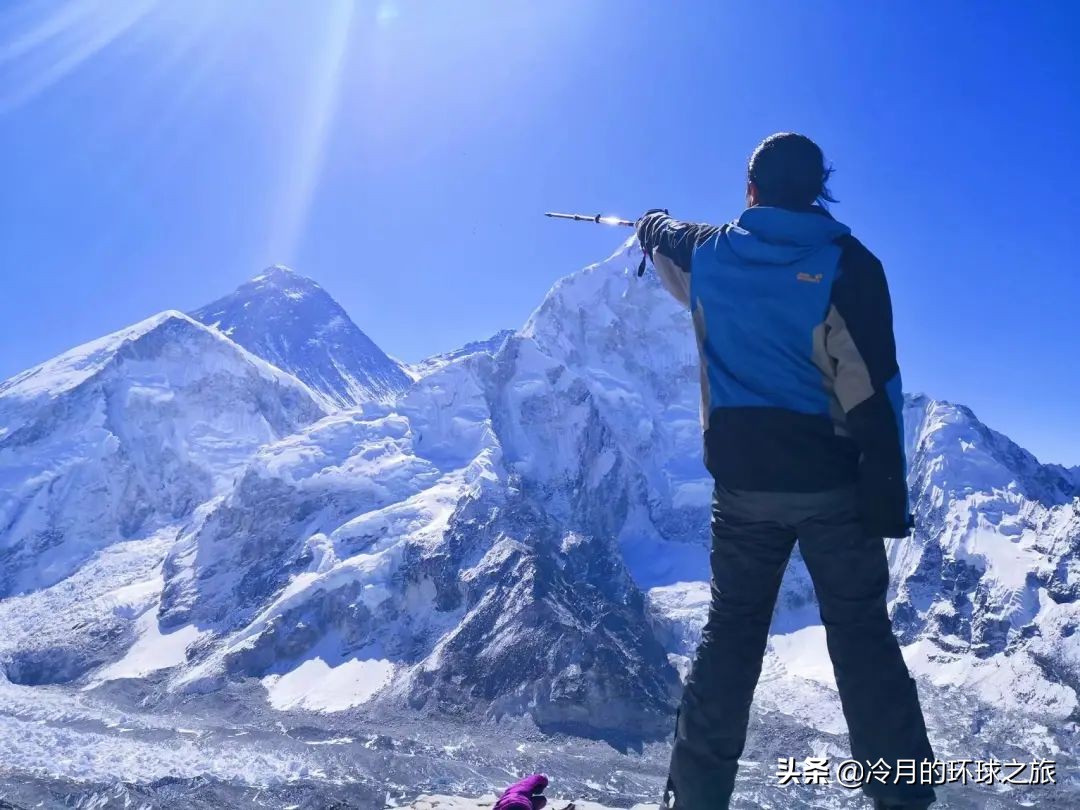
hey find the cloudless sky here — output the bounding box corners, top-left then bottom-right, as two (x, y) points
(1, 1), (1078, 463)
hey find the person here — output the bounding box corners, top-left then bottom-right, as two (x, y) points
(636, 132), (936, 810)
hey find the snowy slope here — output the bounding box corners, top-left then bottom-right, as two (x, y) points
(886, 395), (1080, 715)
(0, 311), (325, 684)
(192, 265), (412, 407)
(409, 329), (515, 379)
(521, 241), (711, 555)
(157, 332), (680, 737)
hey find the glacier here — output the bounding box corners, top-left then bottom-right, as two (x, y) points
(0, 242), (1077, 808)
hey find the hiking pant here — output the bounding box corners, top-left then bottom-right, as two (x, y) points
(666, 485), (936, 808)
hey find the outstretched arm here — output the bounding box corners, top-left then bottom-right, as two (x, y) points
(635, 210), (723, 306)
(826, 236), (912, 538)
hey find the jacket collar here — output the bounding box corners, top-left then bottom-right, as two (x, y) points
(734, 205), (850, 247)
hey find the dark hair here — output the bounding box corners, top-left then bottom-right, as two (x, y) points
(747, 132), (837, 209)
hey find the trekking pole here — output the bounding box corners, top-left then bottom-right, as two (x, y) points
(544, 211), (636, 227)
(544, 210), (664, 276)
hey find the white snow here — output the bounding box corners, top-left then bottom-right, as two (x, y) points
(0, 311), (184, 403)
(768, 626), (836, 687)
(0, 311), (324, 595)
(263, 654), (395, 712)
(0, 310), (320, 408)
(0, 708), (315, 786)
(92, 610), (203, 683)
(903, 638), (1077, 719)
(0, 528), (176, 682)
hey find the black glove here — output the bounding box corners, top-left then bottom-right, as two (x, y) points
(635, 209), (669, 276)
(856, 460), (914, 539)
(635, 208), (669, 252)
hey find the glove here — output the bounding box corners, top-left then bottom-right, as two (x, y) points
(634, 208), (670, 253)
(635, 209), (669, 276)
(856, 459), (914, 539)
(493, 774), (549, 810)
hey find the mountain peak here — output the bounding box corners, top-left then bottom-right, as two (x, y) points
(257, 263), (295, 276)
(906, 394), (1079, 504)
(248, 264), (314, 286)
(191, 269), (411, 408)
(240, 266), (325, 302)
(0, 310), (207, 404)
(410, 329), (515, 379)
(0, 309), (327, 412)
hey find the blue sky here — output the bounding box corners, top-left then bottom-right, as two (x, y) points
(1, 1), (1078, 463)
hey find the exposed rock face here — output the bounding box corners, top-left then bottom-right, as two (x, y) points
(192, 265), (412, 407)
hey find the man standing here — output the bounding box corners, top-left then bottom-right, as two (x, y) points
(637, 133), (936, 810)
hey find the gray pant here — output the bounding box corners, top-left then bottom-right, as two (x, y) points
(665, 486), (936, 808)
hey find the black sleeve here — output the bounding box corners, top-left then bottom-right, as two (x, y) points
(635, 211), (725, 306)
(635, 211), (724, 274)
(828, 235), (913, 538)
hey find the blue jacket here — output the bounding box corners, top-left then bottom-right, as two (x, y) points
(638, 206), (911, 538)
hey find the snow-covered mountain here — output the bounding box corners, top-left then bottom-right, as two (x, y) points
(0, 246), (1076, 807)
(143, 244), (713, 738)
(155, 335), (681, 738)
(0, 311), (324, 598)
(192, 265), (412, 407)
(0, 311), (325, 688)
(890, 395), (1080, 714)
(409, 329), (514, 379)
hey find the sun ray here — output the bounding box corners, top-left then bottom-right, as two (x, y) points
(0, 0), (100, 63)
(265, 0), (356, 263)
(0, 0), (157, 115)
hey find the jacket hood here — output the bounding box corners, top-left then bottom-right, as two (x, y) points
(725, 206), (851, 265)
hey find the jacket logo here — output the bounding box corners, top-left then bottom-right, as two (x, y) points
(796, 272), (824, 283)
